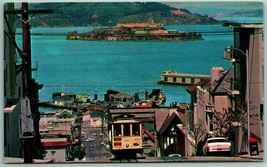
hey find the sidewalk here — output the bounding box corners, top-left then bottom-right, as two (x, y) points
(239, 152), (264, 160)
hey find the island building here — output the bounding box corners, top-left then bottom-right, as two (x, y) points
(67, 19), (202, 41)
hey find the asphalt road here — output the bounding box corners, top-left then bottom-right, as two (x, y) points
(79, 121), (262, 163)
(81, 121), (109, 160)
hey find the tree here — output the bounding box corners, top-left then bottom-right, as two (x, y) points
(212, 107), (246, 138)
(33, 144), (47, 159)
(188, 124), (206, 156)
(71, 145), (86, 160)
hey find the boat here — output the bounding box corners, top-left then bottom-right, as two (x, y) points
(133, 89), (166, 108)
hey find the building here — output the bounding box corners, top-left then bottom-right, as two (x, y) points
(39, 109), (77, 162)
(41, 138), (70, 162)
(223, 23), (264, 153)
(186, 23), (264, 155)
(158, 70), (210, 86)
(4, 3), (24, 158)
(52, 92), (76, 105)
(158, 108), (186, 156)
(105, 90), (135, 108)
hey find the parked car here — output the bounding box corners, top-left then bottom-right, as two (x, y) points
(85, 137), (95, 142)
(202, 137), (231, 156)
(81, 132), (85, 138)
(168, 154), (182, 158)
(105, 144), (110, 151)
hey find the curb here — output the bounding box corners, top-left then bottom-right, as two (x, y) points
(239, 154), (263, 160)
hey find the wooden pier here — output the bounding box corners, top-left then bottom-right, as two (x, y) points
(157, 71), (210, 86)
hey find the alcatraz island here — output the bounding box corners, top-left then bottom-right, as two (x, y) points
(66, 20), (202, 41)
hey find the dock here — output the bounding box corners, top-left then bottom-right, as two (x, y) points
(157, 71), (210, 86)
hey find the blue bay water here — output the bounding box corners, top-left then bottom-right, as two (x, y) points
(16, 24), (235, 106)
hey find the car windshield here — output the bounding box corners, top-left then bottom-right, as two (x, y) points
(208, 139), (227, 143)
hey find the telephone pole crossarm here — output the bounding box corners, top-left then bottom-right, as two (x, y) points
(4, 9), (53, 15)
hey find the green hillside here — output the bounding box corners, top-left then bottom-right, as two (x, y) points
(20, 2), (219, 27)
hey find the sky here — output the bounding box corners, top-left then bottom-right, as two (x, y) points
(9, 1), (264, 15)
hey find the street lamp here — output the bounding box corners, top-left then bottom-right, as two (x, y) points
(224, 46), (250, 154)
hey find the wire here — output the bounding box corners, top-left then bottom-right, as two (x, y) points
(42, 85), (160, 88)
(4, 14), (26, 62)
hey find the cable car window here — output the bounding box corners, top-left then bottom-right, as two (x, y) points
(123, 124), (130, 136)
(114, 124), (121, 136)
(132, 123), (140, 136)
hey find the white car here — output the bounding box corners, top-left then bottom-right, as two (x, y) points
(85, 137), (95, 142)
(203, 137), (231, 156)
(105, 144), (110, 151)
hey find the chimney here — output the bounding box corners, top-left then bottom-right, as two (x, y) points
(210, 66), (225, 90)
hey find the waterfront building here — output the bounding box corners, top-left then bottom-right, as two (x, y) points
(3, 3), (24, 158)
(105, 90), (135, 108)
(158, 70), (210, 86)
(52, 92), (76, 106)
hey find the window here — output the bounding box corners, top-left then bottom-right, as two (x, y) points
(182, 78), (185, 83)
(4, 69), (7, 96)
(191, 78), (194, 84)
(18, 87), (21, 98)
(132, 123), (140, 136)
(114, 124), (121, 136)
(164, 77), (168, 82)
(173, 77), (176, 82)
(123, 124), (130, 136)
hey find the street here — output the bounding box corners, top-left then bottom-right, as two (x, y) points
(79, 120), (262, 163)
(76, 155), (262, 163)
(81, 121), (109, 160)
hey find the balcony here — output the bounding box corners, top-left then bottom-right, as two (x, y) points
(223, 78), (240, 96)
(224, 88), (240, 95)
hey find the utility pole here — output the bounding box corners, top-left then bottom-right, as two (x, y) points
(5, 3), (52, 163)
(21, 2), (32, 97)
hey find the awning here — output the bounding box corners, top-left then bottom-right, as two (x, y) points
(42, 141), (69, 147)
(4, 105), (18, 113)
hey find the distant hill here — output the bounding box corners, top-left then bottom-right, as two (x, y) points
(163, 2), (263, 16)
(17, 2), (220, 27)
(209, 9), (263, 18)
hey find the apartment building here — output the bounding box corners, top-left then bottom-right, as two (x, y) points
(187, 23), (264, 155)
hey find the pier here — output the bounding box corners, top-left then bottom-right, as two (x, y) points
(158, 71), (210, 86)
